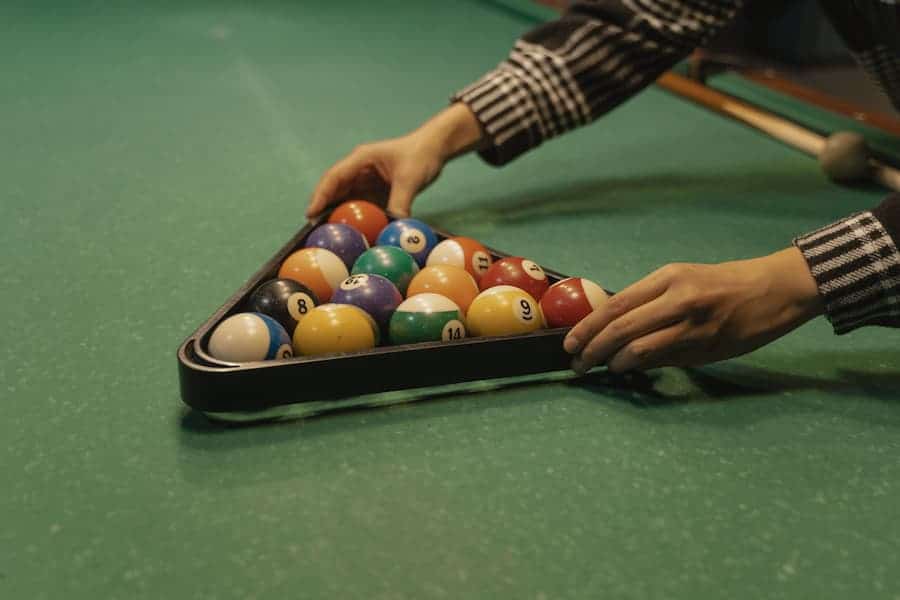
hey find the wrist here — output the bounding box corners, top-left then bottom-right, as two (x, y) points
(764, 247), (824, 322)
(411, 102), (485, 162)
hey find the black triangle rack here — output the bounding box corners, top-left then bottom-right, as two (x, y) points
(177, 212), (579, 419)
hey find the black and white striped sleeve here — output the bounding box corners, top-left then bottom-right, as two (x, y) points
(793, 195), (900, 334)
(818, 1), (900, 112)
(452, 0), (745, 166)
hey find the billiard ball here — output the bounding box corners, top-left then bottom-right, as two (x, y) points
(247, 278), (320, 336)
(304, 223), (369, 269)
(406, 265), (480, 314)
(208, 312), (293, 362)
(819, 131), (870, 182)
(540, 277), (609, 328)
(328, 200), (389, 245)
(389, 293), (466, 345)
(467, 285), (544, 337)
(375, 218), (438, 266)
(479, 256), (550, 300)
(278, 247), (349, 302)
(331, 273), (403, 331)
(351, 246), (420, 295)
(426, 236), (493, 283)
(293, 304), (379, 356)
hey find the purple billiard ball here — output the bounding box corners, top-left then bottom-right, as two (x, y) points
(305, 223), (369, 269)
(331, 273), (402, 332)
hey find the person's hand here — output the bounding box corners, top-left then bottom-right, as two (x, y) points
(564, 247), (824, 373)
(307, 134), (444, 219)
(307, 103), (485, 219)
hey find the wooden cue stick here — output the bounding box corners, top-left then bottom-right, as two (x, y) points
(656, 72), (900, 193)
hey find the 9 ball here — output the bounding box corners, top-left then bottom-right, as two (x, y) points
(467, 286), (544, 337)
(247, 278), (319, 336)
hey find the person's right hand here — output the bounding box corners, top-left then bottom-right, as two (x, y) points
(307, 133), (446, 219)
(307, 102), (486, 219)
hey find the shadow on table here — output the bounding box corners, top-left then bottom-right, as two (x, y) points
(179, 346), (900, 439)
(424, 167), (875, 233)
(174, 349), (900, 487)
(570, 351), (900, 428)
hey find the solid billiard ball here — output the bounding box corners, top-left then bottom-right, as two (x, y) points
(389, 293), (466, 345)
(406, 265), (480, 314)
(819, 131), (870, 182)
(328, 200), (389, 245)
(278, 247), (349, 302)
(293, 304), (379, 356)
(351, 246), (420, 295)
(540, 277), (609, 328)
(479, 256), (550, 300)
(467, 285), (544, 337)
(304, 223), (369, 269)
(208, 312), (293, 362)
(247, 278), (320, 336)
(426, 236), (493, 283)
(330, 273), (403, 331)
(375, 218), (438, 266)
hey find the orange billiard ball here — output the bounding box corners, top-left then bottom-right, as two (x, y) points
(328, 200), (389, 246)
(426, 236), (493, 283)
(406, 265), (480, 314)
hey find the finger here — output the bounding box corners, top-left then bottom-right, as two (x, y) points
(386, 180), (415, 217)
(564, 267), (672, 355)
(307, 152), (371, 217)
(349, 168), (391, 206)
(605, 322), (688, 373)
(570, 294), (684, 374)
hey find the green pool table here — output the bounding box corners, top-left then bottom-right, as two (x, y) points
(3, 1), (900, 598)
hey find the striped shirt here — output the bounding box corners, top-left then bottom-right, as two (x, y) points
(454, 0), (900, 333)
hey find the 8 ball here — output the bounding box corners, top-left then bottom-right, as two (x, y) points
(247, 278), (319, 336)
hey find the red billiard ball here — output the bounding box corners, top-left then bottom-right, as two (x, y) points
(479, 256), (550, 300)
(540, 277), (609, 328)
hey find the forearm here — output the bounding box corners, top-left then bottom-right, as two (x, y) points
(453, 0), (744, 166)
(409, 103), (487, 162)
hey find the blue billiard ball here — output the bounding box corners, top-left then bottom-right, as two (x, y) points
(305, 223), (369, 269)
(331, 273), (403, 332)
(375, 218), (438, 266)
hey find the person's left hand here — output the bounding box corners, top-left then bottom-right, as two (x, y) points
(563, 247), (824, 374)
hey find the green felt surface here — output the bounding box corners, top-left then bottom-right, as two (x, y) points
(3, 1), (900, 598)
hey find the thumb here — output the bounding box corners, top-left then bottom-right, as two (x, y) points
(387, 180), (415, 218)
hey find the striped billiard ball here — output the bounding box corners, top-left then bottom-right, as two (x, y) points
(389, 293), (466, 345)
(467, 286), (544, 338)
(278, 247), (349, 302)
(540, 277), (609, 328)
(208, 312), (293, 362)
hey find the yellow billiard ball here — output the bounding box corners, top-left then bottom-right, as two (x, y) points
(467, 285), (544, 337)
(293, 304), (379, 356)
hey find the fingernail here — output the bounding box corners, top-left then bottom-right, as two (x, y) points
(563, 335), (580, 354)
(571, 358), (586, 375)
